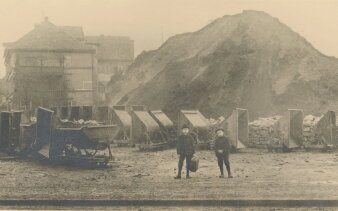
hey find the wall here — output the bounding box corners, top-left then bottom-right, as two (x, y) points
(7, 51), (96, 108)
(64, 52), (94, 105)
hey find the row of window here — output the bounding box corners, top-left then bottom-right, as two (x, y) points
(17, 55), (90, 68)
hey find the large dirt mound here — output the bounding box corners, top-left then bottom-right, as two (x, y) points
(107, 10), (338, 120)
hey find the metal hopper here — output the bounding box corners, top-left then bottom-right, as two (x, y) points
(315, 111), (336, 147)
(274, 109), (304, 149)
(149, 110), (176, 144)
(225, 108), (249, 149)
(111, 105), (132, 145)
(130, 106), (167, 150)
(178, 110), (211, 148)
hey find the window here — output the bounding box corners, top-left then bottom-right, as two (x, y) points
(42, 58), (60, 67)
(64, 55), (72, 68)
(83, 81), (92, 90)
(19, 57), (40, 66)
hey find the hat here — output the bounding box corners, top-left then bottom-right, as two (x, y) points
(215, 128), (224, 133)
(181, 124), (190, 129)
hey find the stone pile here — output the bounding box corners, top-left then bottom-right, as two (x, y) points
(248, 116), (281, 147)
(303, 115), (322, 145)
(59, 119), (100, 128)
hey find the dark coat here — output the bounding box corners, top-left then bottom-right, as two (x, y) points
(214, 136), (231, 154)
(177, 134), (195, 155)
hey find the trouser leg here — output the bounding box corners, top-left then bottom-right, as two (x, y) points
(223, 153), (231, 176)
(217, 154), (224, 175)
(178, 154), (185, 177)
(186, 154), (192, 177)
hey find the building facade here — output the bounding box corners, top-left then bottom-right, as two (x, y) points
(85, 35), (134, 104)
(4, 18), (97, 109)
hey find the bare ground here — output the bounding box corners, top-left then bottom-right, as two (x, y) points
(0, 147), (338, 202)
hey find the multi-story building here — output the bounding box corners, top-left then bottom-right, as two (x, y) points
(3, 18), (134, 109)
(85, 35), (134, 104)
(3, 18), (97, 109)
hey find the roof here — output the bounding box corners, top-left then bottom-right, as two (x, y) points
(113, 109), (132, 127)
(85, 35), (134, 61)
(6, 18), (94, 52)
(150, 110), (173, 127)
(57, 26), (84, 40)
(180, 110), (209, 128)
(133, 111), (159, 131)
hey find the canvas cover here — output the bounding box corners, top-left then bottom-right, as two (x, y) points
(225, 108), (248, 149)
(274, 109), (303, 148)
(315, 111), (336, 146)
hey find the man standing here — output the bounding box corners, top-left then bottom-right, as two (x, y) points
(175, 124), (195, 179)
(214, 128), (233, 178)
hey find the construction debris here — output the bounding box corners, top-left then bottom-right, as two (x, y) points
(303, 115), (322, 145)
(248, 116), (281, 148)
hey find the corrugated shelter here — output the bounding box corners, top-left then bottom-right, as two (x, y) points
(112, 106), (132, 142)
(178, 110), (210, 144)
(131, 109), (162, 144)
(225, 108), (248, 149)
(315, 111), (336, 146)
(274, 109), (304, 148)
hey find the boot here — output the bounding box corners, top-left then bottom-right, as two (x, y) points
(186, 169), (192, 179)
(219, 165), (224, 178)
(226, 164), (233, 178)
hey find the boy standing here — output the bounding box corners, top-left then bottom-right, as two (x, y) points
(214, 128), (233, 178)
(175, 124), (195, 179)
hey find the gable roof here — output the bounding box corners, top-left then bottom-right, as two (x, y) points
(57, 26), (84, 40)
(7, 19), (94, 53)
(85, 35), (133, 61)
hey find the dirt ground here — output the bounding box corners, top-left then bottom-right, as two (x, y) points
(0, 147), (338, 204)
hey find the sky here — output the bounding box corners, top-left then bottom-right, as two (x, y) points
(0, 0), (337, 77)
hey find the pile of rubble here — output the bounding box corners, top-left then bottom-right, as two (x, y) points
(303, 115), (322, 145)
(248, 116), (281, 147)
(59, 119), (100, 128)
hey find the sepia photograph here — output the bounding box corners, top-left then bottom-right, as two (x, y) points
(0, 0), (338, 210)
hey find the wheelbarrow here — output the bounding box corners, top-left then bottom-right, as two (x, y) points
(50, 125), (120, 167)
